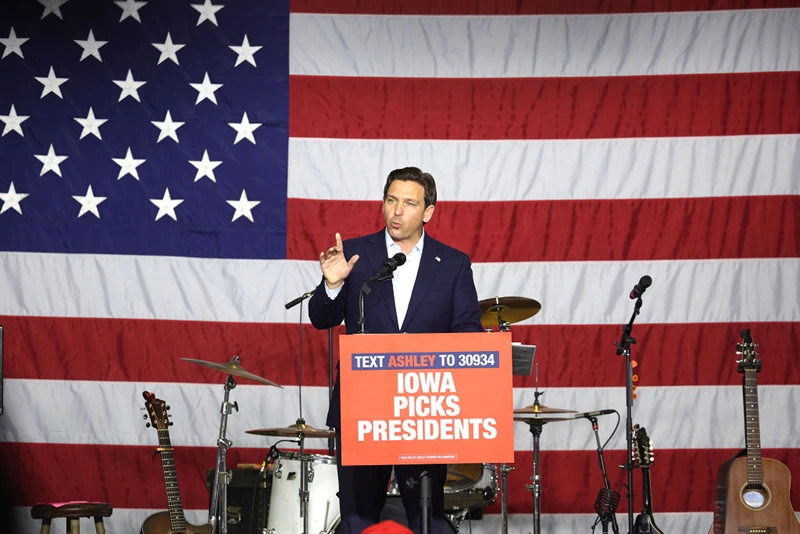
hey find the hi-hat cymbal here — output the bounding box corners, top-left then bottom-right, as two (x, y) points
(246, 422), (334, 439)
(181, 357), (281, 388)
(479, 296), (542, 327)
(513, 403), (576, 415)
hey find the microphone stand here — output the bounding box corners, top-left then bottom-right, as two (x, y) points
(327, 327), (334, 456)
(358, 271), (392, 334)
(590, 416), (620, 534)
(615, 296), (643, 534)
(357, 276), (378, 334)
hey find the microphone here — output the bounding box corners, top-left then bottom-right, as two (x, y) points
(628, 275), (652, 300)
(285, 290), (314, 310)
(594, 487), (621, 517)
(574, 409), (616, 419)
(260, 444), (280, 476)
(376, 252), (406, 279)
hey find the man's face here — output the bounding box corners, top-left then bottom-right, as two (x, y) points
(382, 180), (435, 246)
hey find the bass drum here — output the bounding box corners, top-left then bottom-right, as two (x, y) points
(328, 495), (457, 533)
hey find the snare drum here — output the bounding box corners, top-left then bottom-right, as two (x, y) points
(444, 463), (498, 512)
(266, 452), (339, 534)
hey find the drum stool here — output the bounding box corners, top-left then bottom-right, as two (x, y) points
(30, 502), (113, 534)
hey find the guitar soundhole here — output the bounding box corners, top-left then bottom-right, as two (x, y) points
(741, 483), (769, 509)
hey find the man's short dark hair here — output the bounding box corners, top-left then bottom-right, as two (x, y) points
(383, 167), (437, 208)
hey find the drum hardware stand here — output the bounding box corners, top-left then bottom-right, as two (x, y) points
(500, 463), (514, 534)
(297, 427), (311, 534)
(522, 383), (547, 534)
(615, 277), (650, 534)
(209, 362), (240, 534)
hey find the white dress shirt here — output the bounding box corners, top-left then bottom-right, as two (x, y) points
(387, 230), (424, 329)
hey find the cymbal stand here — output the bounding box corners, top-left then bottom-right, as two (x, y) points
(500, 463), (514, 534)
(524, 420), (544, 534)
(209, 368), (239, 534)
(492, 304), (513, 534)
(298, 430), (310, 534)
(524, 379), (546, 534)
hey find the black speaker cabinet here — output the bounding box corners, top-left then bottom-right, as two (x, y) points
(206, 467), (271, 534)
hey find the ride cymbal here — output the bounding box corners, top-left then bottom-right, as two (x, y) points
(513, 403), (577, 415)
(479, 296), (542, 327)
(181, 357), (281, 387)
(246, 422), (334, 439)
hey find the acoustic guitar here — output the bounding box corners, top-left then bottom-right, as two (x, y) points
(140, 391), (213, 534)
(709, 329), (800, 534)
(632, 425), (665, 534)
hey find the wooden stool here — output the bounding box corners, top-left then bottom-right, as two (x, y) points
(31, 502), (113, 534)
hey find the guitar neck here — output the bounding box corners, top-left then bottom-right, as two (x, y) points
(157, 429), (187, 533)
(641, 468), (654, 512)
(743, 368), (763, 485)
(638, 468), (665, 534)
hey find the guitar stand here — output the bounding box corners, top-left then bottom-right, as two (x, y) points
(209, 371), (239, 534)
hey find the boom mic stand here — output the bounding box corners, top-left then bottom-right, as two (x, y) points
(615, 288), (646, 534)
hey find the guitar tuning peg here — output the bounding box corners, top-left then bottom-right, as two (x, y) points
(143, 414), (148, 420)
(145, 423), (151, 428)
(166, 405), (171, 411)
(169, 422), (174, 427)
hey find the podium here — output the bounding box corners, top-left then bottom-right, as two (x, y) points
(339, 332), (516, 466)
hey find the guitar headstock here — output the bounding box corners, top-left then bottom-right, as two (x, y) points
(143, 391), (171, 430)
(632, 424), (654, 468)
(736, 328), (761, 374)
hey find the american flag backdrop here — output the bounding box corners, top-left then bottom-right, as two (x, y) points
(1, 0), (799, 532)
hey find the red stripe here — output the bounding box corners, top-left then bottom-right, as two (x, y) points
(290, 73), (800, 140)
(4, 443), (799, 514)
(290, 0), (800, 15)
(287, 197), (800, 263)
(4, 317), (799, 386)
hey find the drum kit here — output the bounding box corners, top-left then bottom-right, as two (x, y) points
(185, 296), (596, 534)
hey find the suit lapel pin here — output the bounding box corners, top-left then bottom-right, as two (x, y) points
(435, 256), (441, 262)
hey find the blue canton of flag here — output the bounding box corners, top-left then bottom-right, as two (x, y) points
(0, 0), (289, 259)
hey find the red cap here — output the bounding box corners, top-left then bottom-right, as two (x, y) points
(362, 520), (413, 534)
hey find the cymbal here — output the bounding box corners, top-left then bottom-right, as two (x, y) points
(246, 422), (334, 439)
(513, 403), (576, 415)
(181, 357), (282, 388)
(479, 296), (541, 327)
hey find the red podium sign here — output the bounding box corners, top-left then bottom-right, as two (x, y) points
(339, 332), (514, 466)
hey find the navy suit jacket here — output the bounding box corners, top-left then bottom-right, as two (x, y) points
(308, 230), (483, 429)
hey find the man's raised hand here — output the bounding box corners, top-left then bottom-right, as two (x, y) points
(319, 232), (360, 289)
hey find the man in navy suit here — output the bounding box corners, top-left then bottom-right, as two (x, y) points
(308, 167), (483, 534)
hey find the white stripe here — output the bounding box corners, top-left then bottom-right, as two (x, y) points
(10, 508), (727, 534)
(287, 135), (800, 201)
(1, 253), (798, 325)
(3, 380), (798, 450)
(289, 10), (800, 78)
